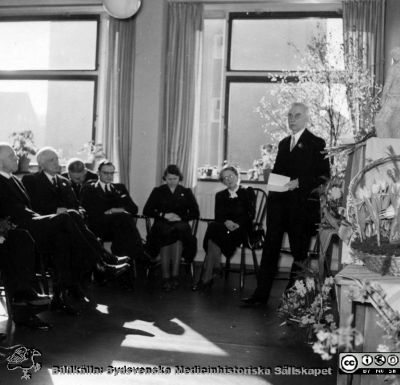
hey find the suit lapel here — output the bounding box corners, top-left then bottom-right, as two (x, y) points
(7, 175), (32, 205)
(95, 180), (106, 197)
(39, 171), (58, 193)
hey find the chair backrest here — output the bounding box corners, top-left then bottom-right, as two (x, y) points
(246, 188), (268, 249)
(252, 188), (268, 228)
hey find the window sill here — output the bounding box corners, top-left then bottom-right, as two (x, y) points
(197, 177), (267, 185)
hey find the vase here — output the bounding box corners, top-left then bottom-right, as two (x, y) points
(263, 168), (271, 183)
(18, 155), (31, 173)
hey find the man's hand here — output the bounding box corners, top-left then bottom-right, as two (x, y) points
(164, 213), (181, 222)
(224, 220), (240, 231)
(285, 179), (299, 191)
(105, 207), (126, 215)
(56, 207), (68, 214)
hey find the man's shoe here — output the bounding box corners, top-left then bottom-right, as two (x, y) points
(13, 290), (51, 307)
(241, 296), (268, 307)
(94, 262), (130, 285)
(14, 315), (52, 331)
(50, 293), (80, 316)
(114, 256), (131, 264)
(102, 250), (131, 265)
(67, 285), (90, 304)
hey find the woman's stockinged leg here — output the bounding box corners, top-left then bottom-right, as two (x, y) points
(202, 239), (221, 282)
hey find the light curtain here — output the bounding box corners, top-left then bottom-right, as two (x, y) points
(102, 16), (136, 187)
(343, 0), (386, 84)
(162, 2), (203, 188)
(342, 0), (386, 135)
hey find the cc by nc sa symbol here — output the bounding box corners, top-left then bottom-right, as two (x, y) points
(340, 354), (358, 373)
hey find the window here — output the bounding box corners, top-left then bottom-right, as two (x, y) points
(0, 17), (99, 164)
(198, 12), (344, 175)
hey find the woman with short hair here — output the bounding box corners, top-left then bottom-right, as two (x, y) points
(143, 164), (200, 292)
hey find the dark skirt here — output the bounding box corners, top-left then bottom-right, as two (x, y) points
(146, 220), (197, 263)
(203, 221), (245, 258)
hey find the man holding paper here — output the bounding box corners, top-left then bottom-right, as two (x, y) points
(242, 102), (330, 306)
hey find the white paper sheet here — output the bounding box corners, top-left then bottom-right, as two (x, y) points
(266, 173), (290, 192)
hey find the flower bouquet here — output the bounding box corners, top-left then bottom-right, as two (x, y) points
(320, 173), (345, 232)
(278, 271), (363, 359)
(347, 155), (400, 276)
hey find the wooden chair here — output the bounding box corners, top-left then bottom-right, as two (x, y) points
(223, 187), (268, 290)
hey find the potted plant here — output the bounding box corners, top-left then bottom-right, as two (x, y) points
(9, 130), (37, 173)
(79, 140), (106, 170)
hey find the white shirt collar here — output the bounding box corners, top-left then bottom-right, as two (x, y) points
(99, 181), (109, 192)
(0, 170), (11, 179)
(44, 171), (56, 182)
(291, 128), (306, 145)
(228, 184), (240, 198)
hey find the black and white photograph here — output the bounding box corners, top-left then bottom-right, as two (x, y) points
(0, 0), (399, 384)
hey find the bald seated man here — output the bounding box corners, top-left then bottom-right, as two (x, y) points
(0, 143), (129, 314)
(61, 158), (98, 201)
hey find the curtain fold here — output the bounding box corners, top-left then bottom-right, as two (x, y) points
(103, 16), (136, 187)
(342, 0), (386, 136)
(343, 0), (386, 85)
(162, 2), (203, 188)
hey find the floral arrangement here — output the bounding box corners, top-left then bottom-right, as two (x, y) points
(278, 271), (363, 360)
(320, 172), (345, 232)
(9, 130), (37, 159)
(249, 144), (276, 181)
(79, 140), (106, 164)
(278, 275), (335, 328)
(198, 165), (218, 179)
(0, 217), (16, 244)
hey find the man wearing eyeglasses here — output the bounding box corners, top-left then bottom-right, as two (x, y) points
(242, 102), (330, 307)
(80, 160), (150, 267)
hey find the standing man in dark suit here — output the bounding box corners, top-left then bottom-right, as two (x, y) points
(62, 158), (98, 201)
(0, 143), (129, 314)
(80, 160), (148, 263)
(242, 102), (330, 306)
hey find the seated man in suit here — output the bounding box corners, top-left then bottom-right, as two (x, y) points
(80, 160), (149, 264)
(0, 143), (129, 314)
(1, 223), (51, 330)
(61, 158), (98, 200)
(22, 147), (131, 291)
(242, 102), (330, 307)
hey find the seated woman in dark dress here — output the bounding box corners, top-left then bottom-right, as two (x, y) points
(193, 165), (255, 291)
(143, 165), (200, 291)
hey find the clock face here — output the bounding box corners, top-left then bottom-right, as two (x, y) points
(103, 0), (142, 19)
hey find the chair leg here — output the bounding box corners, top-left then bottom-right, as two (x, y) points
(251, 249), (259, 275)
(224, 258), (230, 280)
(240, 246), (246, 290)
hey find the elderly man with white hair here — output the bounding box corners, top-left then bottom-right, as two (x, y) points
(0, 143), (129, 315)
(22, 147), (132, 292)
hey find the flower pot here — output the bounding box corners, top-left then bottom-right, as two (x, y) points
(18, 155), (31, 173)
(263, 168), (271, 183)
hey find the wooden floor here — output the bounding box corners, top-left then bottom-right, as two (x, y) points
(0, 267), (337, 385)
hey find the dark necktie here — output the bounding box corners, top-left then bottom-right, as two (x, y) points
(52, 176), (58, 188)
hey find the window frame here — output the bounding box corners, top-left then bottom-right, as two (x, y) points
(223, 11), (342, 165)
(0, 14), (100, 145)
